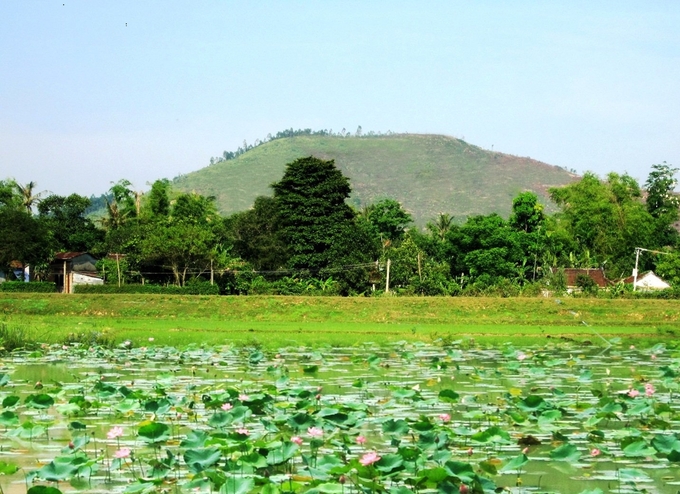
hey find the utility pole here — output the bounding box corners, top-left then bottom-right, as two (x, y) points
(385, 259), (391, 294)
(633, 248), (641, 291)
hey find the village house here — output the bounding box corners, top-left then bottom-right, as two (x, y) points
(48, 252), (103, 293)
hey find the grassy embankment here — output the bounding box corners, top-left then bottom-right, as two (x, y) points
(1, 293), (677, 349)
(173, 134), (576, 224)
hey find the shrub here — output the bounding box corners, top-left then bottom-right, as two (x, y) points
(74, 282), (219, 295)
(575, 274), (599, 295)
(0, 282), (56, 293)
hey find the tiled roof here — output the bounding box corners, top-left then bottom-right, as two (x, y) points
(54, 252), (86, 260)
(562, 268), (610, 287)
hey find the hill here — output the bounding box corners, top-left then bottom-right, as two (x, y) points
(172, 134), (578, 224)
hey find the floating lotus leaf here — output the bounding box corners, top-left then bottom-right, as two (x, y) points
(24, 393), (54, 409)
(500, 453), (528, 473)
(138, 421), (170, 444)
(382, 418), (409, 435)
(2, 395), (19, 408)
(438, 389), (460, 403)
(36, 458), (79, 481)
(219, 476), (255, 494)
(472, 426), (511, 444)
(375, 453), (404, 473)
(181, 430), (209, 448)
(0, 410), (19, 427)
(183, 447), (222, 473)
(310, 483), (344, 494)
(517, 395), (548, 412)
(266, 442), (299, 466)
(652, 434), (680, 454)
(0, 461), (19, 475)
(27, 487), (62, 494)
(549, 444), (581, 462)
(622, 439), (656, 457)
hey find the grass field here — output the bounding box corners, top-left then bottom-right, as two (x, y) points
(1, 293), (677, 349)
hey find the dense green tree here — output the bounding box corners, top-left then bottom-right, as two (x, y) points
(549, 172), (655, 277)
(509, 192), (544, 233)
(138, 221), (217, 286)
(645, 162), (679, 220)
(0, 208), (50, 270)
(229, 196), (287, 271)
(271, 156), (356, 271)
(146, 179), (170, 218)
(0, 180), (21, 209)
(366, 198), (413, 243)
(644, 162), (680, 248)
(171, 192), (218, 225)
(452, 214), (524, 284)
(37, 194), (104, 253)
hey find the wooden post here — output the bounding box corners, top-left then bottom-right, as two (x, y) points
(116, 255), (121, 287)
(63, 261), (67, 294)
(210, 259), (214, 286)
(417, 252), (422, 282)
(385, 259), (391, 294)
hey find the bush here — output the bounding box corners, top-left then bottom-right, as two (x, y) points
(74, 282), (219, 295)
(0, 281), (56, 293)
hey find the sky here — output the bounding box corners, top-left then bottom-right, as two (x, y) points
(1, 1), (679, 197)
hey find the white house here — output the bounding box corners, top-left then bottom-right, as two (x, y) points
(622, 271), (671, 291)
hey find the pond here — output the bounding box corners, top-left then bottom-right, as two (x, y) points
(0, 339), (679, 494)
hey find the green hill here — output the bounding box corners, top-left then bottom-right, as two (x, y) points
(172, 134), (577, 224)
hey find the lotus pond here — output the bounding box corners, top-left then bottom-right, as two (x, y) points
(1, 339), (679, 494)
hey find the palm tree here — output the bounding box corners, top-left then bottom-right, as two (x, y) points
(15, 181), (47, 213)
(427, 213), (454, 241)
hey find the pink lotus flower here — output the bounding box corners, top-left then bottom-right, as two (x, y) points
(107, 426), (124, 439)
(517, 352), (527, 361)
(590, 448), (601, 457)
(438, 413), (451, 423)
(645, 383), (655, 397)
(238, 394), (250, 401)
(359, 451), (381, 466)
(356, 435), (366, 445)
(291, 436), (303, 445)
(221, 403), (233, 411)
(235, 428), (249, 436)
(114, 447), (131, 459)
(628, 389), (640, 398)
(307, 426), (323, 437)
(467, 448), (473, 456)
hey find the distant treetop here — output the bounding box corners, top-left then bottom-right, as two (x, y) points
(207, 127), (394, 166)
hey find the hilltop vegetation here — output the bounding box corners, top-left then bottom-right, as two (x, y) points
(173, 133), (577, 224)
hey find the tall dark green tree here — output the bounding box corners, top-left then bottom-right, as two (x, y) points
(271, 156), (378, 292)
(271, 156), (356, 271)
(229, 196), (287, 271)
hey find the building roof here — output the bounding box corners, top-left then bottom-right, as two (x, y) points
(54, 252), (88, 260)
(562, 268), (611, 288)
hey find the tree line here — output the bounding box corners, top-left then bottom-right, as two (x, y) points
(1, 158), (679, 296)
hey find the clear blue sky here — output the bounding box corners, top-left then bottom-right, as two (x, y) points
(1, 1), (678, 197)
